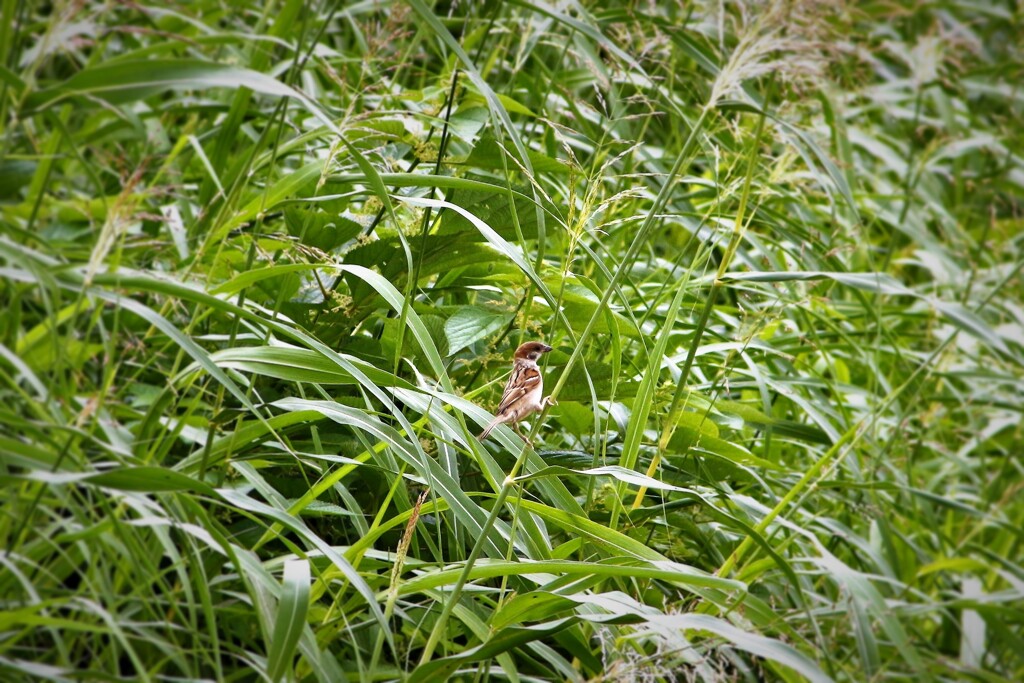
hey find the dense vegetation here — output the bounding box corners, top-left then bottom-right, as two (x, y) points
(2, 1), (1022, 681)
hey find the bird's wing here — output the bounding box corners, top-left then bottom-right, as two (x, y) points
(496, 362), (541, 415)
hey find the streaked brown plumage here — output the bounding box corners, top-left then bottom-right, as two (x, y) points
(479, 341), (554, 445)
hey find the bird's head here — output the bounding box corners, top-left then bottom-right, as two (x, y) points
(514, 341), (553, 362)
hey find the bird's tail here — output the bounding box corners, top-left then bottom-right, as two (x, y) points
(478, 416), (503, 441)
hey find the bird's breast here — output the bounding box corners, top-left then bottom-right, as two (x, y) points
(523, 377), (544, 413)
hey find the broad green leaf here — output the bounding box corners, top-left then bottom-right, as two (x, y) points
(24, 59), (301, 111)
(217, 487), (390, 646)
(935, 301), (1011, 355)
(203, 343), (416, 389)
(410, 617), (577, 681)
(491, 592), (580, 630)
(719, 270), (911, 294)
(444, 306), (511, 355)
(583, 609), (832, 683)
(267, 559), (310, 683)
(217, 161), (325, 238)
(917, 557), (990, 577)
(466, 138), (568, 174)
(15, 467), (215, 495)
(390, 557), (743, 599)
(515, 465), (686, 492)
(270, 397), (514, 558)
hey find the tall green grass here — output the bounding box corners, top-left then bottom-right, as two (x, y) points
(1, 1), (1021, 681)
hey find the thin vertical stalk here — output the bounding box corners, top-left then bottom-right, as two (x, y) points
(655, 93), (772, 469)
(417, 443), (534, 666)
(545, 107), (711, 405)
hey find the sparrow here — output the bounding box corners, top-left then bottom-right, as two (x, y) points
(479, 341), (555, 446)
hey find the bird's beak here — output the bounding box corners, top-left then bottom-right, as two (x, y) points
(541, 344), (553, 353)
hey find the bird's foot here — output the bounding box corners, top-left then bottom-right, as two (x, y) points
(513, 425), (534, 448)
(543, 395), (558, 407)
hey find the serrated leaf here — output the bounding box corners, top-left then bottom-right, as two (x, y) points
(466, 138), (568, 174)
(445, 306), (510, 355)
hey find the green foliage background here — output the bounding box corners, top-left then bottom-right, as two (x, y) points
(1, 1), (1022, 681)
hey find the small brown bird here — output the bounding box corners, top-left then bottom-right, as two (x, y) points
(479, 341), (555, 445)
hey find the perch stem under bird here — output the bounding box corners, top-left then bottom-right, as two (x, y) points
(479, 341), (556, 447)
